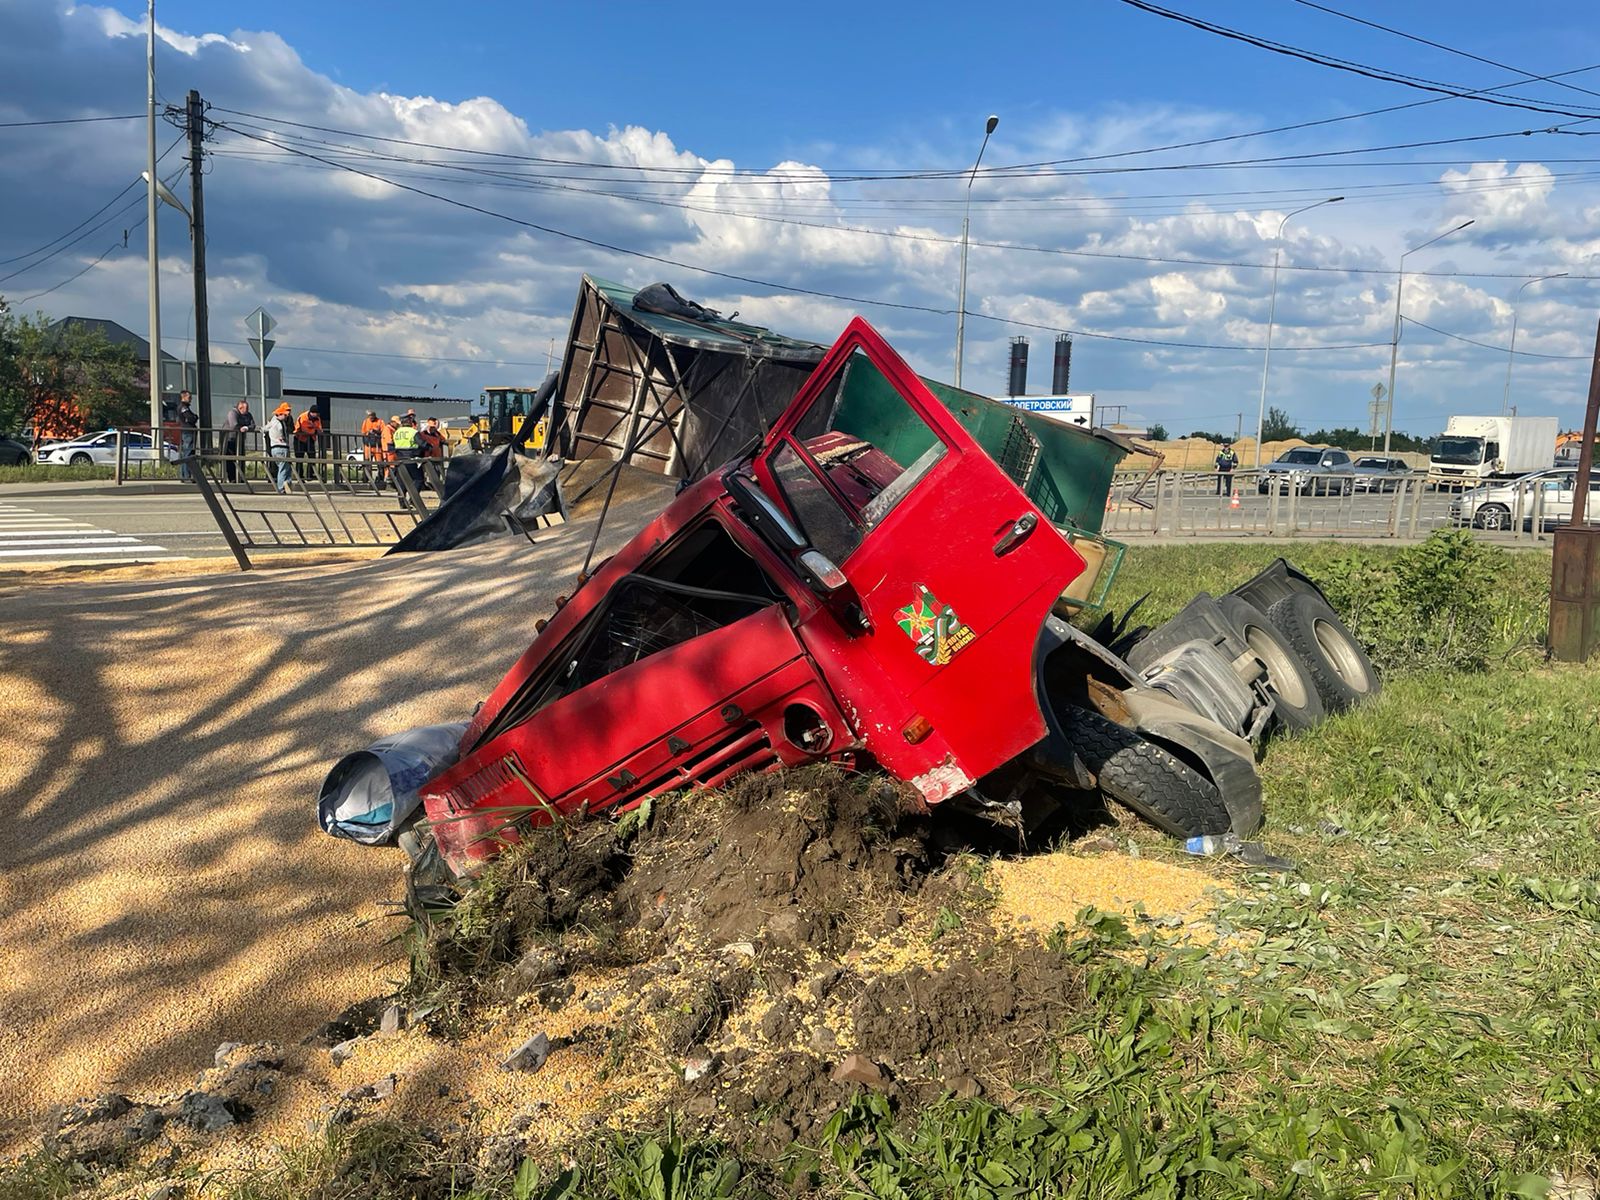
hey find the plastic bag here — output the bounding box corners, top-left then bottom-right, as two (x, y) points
(317, 722), (468, 845)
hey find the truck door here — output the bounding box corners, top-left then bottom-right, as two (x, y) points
(751, 317), (1087, 796)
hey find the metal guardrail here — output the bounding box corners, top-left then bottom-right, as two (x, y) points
(1101, 468), (1565, 543)
(187, 448), (445, 569)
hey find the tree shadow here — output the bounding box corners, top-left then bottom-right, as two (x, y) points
(0, 477), (675, 1147)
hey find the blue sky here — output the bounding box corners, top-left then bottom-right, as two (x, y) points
(2, 0), (1598, 436)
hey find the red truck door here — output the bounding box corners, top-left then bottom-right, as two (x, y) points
(752, 317), (1087, 798)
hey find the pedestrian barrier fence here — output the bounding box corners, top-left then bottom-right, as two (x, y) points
(1102, 468), (1567, 543)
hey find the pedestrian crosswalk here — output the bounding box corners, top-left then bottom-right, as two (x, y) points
(0, 501), (173, 562)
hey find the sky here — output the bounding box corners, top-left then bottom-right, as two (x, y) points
(2, 0), (1599, 437)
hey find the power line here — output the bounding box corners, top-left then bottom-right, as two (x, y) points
(209, 120), (1389, 353)
(1286, 0), (1600, 103)
(14, 236), (134, 306)
(1402, 315), (1594, 359)
(1113, 0), (1600, 122)
(0, 114), (143, 129)
(209, 336), (554, 368)
(208, 125), (1600, 283)
(0, 180), (141, 266)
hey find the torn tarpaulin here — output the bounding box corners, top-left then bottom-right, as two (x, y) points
(386, 446), (566, 554)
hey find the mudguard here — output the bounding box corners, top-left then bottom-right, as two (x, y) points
(1227, 557), (1337, 615)
(1032, 616), (1264, 834)
(1120, 689), (1264, 836)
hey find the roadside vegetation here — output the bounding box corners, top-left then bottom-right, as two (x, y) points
(6, 533), (1595, 1200)
(0, 463), (181, 485)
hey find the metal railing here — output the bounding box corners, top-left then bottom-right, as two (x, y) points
(102, 426), (474, 484)
(1101, 468), (1565, 543)
(186, 447), (449, 569)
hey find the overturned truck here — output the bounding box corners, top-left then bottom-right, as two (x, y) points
(417, 314), (1377, 875)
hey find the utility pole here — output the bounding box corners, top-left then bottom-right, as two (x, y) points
(186, 89), (212, 438)
(145, 0), (161, 448)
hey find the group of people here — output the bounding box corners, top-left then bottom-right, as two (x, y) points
(360, 409), (446, 505)
(203, 398), (445, 498)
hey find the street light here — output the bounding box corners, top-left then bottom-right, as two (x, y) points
(1383, 218), (1475, 454)
(1253, 196), (1343, 467)
(1502, 272), (1568, 414)
(953, 114), (999, 391)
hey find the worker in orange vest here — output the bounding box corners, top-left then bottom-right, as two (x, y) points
(360, 410), (385, 486)
(418, 416), (444, 477)
(293, 406), (324, 481)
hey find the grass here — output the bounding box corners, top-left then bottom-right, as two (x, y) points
(6, 537), (1597, 1199)
(0, 463), (181, 484)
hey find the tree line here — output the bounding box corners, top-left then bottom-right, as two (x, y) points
(1147, 405), (1431, 453)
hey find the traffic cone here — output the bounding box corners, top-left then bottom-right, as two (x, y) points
(1229, 488), (1241, 510)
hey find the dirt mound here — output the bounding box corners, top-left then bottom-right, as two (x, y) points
(13, 768), (1238, 1184)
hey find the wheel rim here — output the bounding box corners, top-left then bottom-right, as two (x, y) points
(1480, 507), (1507, 530)
(1243, 623), (1309, 708)
(1313, 617), (1370, 692)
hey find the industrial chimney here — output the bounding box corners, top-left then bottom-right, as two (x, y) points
(1052, 334), (1072, 394)
(1008, 337), (1029, 397)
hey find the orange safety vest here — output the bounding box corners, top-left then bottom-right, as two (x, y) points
(361, 416), (383, 459)
(382, 422), (396, 461)
(294, 411), (323, 443)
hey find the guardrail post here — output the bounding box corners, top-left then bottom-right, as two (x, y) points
(113, 430), (125, 485)
(1286, 483), (1299, 536)
(1150, 470), (1166, 534)
(1388, 478), (1405, 538)
(189, 456), (252, 571)
(1407, 478), (1422, 539)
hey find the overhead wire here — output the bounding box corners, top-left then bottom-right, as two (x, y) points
(207, 120), (1390, 353)
(206, 123), (1598, 283)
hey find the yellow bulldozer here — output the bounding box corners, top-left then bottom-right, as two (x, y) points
(475, 386), (550, 452)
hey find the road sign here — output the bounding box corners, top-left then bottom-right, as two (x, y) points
(245, 306), (276, 339)
(1371, 382), (1387, 400)
(247, 337), (276, 361)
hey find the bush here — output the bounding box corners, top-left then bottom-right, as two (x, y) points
(1316, 530), (1543, 672)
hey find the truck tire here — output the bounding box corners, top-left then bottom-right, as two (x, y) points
(1057, 706), (1232, 838)
(1216, 594), (1325, 733)
(1266, 593), (1379, 713)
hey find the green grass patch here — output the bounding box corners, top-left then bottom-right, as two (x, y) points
(0, 463), (182, 484)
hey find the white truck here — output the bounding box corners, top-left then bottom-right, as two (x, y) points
(1429, 415), (1558, 489)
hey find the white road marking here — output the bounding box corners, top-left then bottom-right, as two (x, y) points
(0, 501), (172, 562)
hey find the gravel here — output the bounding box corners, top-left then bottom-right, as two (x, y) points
(0, 467), (672, 1150)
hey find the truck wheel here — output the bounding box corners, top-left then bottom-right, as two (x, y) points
(1266, 593), (1380, 712)
(1473, 504), (1510, 531)
(1217, 594), (1325, 733)
(1056, 706), (1232, 838)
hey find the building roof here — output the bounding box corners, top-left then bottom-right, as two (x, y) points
(48, 317), (179, 361)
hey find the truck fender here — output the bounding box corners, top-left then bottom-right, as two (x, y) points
(1118, 689), (1264, 836)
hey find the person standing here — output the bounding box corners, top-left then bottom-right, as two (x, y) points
(265, 402), (295, 493)
(1215, 441), (1239, 496)
(221, 399), (255, 484)
(176, 391), (199, 481)
(360, 409), (385, 488)
(418, 416), (444, 488)
(391, 413), (421, 505)
(293, 405), (324, 482)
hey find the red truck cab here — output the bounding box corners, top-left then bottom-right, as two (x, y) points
(422, 319), (1089, 874)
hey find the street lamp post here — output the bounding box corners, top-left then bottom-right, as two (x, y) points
(1502, 272), (1568, 414)
(1383, 219), (1475, 454)
(144, 0), (161, 455)
(954, 114), (999, 391)
(1253, 196), (1342, 467)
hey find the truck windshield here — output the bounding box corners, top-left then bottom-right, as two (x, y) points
(1434, 437), (1484, 465)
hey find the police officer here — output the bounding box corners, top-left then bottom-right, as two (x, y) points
(391, 413), (421, 506)
(1215, 441), (1239, 496)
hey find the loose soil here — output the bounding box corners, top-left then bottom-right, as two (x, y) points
(12, 766), (1240, 1188)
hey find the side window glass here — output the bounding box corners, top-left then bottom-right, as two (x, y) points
(766, 349), (948, 561)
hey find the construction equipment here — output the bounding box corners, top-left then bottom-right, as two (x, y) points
(477, 386), (550, 452)
(416, 317), (1378, 876)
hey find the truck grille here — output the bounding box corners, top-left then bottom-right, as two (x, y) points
(617, 724), (778, 810)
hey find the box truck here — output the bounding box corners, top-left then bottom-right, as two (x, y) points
(1428, 415), (1558, 488)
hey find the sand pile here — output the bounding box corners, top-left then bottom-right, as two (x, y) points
(0, 471), (671, 1150)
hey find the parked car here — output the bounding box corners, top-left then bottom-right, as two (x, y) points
(1256, 447), (1355, 495)
(1350, 456), (1413, 492)
(35, 430), (179, 467)
(1448, 467), (1600, 530)
(0, 436), (30, 466)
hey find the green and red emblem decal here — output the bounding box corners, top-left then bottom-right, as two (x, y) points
(896, 585), (975, 665)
